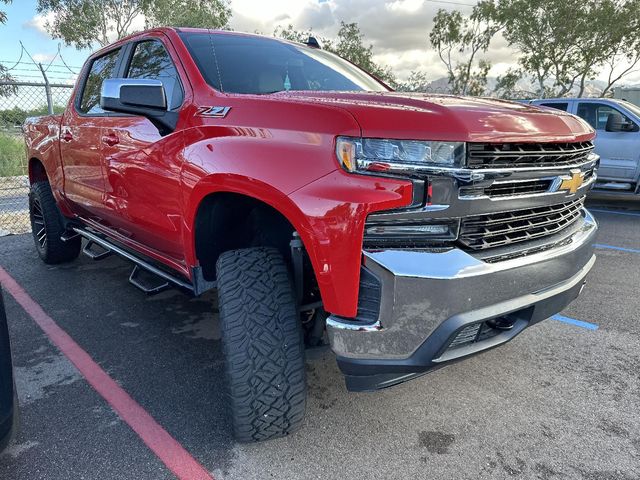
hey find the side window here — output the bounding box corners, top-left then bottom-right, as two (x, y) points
(577, 102), (636, 130)
(540, 102), (568, 112)
(79, 48), (121, 114)
(126, 41), (184, 110)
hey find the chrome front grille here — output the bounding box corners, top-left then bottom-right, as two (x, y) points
(460, 179), (553, 198)
(458, 197), (585, 250)
(467, 142), (594, 169)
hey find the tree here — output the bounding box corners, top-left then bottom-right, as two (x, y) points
(275, 22), (396, 87)
(492, 68), (523, 98)
(330, 22), (396, 86)
(596, 0), (640, 97)
(0, 0), (17, 98)
(144, 0), (230, 30)
(485, 0), (640, 98)
(36, 0), (231, 49)
(0, 0), (10, 25)
(487, 0), (596, 97)
(395, 70), (432, 93)
(273, 24), (318, 44)
(429, 5), (500, 95)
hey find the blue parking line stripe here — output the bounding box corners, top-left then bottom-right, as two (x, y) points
(590, 208), (640, 218)
(551, 314), (598, 330)
(595, 243), (640, 254)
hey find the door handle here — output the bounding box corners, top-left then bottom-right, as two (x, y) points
(61, 130), (73, 142)
(101, 133), (120, 146)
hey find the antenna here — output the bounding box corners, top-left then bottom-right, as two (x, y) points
(305, 36), (321, 49)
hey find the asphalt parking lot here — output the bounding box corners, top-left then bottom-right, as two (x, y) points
(0, 196), (639, 480)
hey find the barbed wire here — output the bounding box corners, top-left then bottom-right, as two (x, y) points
(0, 42), (81, 84)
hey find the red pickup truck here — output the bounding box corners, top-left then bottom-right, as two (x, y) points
(23, 27), (598, 442)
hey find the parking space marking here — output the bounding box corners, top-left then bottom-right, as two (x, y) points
(595, 243), (640, 254)
(551, 314), (599, 330)
(590, 208), (640, 218)
(0, 266), (214, 480)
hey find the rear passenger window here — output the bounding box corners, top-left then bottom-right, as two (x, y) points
(126, 41), (184, 110)
(540, 102), (568, 112)
(78, 48), (121, 114)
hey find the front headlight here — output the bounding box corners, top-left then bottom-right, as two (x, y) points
(336, 136), (465, 173)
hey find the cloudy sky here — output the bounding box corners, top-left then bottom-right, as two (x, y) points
(1, 0), (638, 85)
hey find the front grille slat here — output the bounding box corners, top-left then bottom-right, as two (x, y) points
(467, 141), (594, 169)
(462, 179), (552, 198)
(458, 198), (585, 250)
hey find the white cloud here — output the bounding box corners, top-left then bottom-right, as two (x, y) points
(23, 12), (55, 37)
(24, 10), (146, 46)
(229, 0), (480, 82)
(228, 0), (639, 87)
(21, 1), (639, 87)
(32, 53), (56, 63)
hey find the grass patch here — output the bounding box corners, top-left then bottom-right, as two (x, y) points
(0, 132), (27, 177)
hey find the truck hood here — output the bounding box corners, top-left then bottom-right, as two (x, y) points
(278, 91), (594, 143)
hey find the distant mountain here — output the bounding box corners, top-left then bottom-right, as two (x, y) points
(420, 76), (617, 98)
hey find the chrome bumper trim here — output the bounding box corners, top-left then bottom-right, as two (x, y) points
(327, 210), (598, 360)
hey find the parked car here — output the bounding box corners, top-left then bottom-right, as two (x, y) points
(23, 28), (598, 442)
(530, 98), (640, 195)
(0, 289), (17, 452)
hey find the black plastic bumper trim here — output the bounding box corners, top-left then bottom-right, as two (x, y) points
(338, 272), (587, 392)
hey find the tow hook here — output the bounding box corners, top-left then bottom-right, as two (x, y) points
(487, 316), (517, 331)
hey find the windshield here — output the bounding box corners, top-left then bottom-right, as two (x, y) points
(179, 32), (389, 95)
(618, 100), (640, 119)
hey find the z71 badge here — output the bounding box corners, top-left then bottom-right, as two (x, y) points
(196, 106), (231, 118)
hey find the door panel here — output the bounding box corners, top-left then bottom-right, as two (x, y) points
(576, 102), (640, 182)
(60, 48), (122, 219)
(60, 109), (105, 217)
(101, 118), (185, 262)
(99, 38), (187, 263)
(594, 132), (640, 181)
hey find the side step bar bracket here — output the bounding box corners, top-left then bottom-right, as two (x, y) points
(128, 265), (170, 295)
(82, 240), (113, 261)
(72, 227), (202, 295)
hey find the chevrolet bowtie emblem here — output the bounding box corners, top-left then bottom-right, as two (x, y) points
(559, 169), (585, 194)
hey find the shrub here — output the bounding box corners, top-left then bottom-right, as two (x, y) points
(0, 132), (27, 177)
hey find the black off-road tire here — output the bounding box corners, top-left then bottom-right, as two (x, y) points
(29, 181), (81, 264)
(216, 247), (306, 442)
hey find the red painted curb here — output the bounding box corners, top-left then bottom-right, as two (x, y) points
(0, 266), (214, 480)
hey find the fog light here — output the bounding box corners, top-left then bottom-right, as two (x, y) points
(365, 224), (450, 236)
(362, 220), (458, 248)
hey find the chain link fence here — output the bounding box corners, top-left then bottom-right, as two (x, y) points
(0, 80), (73, 235)
(0, 75), (590, 237)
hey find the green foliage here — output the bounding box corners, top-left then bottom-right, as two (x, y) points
(274, 22), (397, 87)
(493, 68), (524, 98)
(273, 24), (318, 44)
(144, 0), (231, 30)
(37, 0), (144, 49)
(0, 105), (66, 129)
(36, 0), (232, 49)
(429, 5), (500, 95)
(0, 65), (17, 98)
(484, 0), (640, 98)
(0, 132), (26, 177)
(395, 70), (431, 93)
(329, 22), (396, 86)
(0, 0), (10, 25)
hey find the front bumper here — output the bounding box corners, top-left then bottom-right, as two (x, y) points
(327, 210), (598, 391)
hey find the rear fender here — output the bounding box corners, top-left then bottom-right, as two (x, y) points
(23, 116), (73, 216)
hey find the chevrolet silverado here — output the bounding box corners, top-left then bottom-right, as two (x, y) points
(23, 28), (598, 442)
